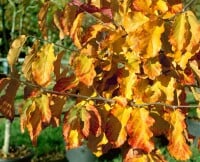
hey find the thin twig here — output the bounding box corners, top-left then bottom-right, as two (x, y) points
(183, 0), (196, 11)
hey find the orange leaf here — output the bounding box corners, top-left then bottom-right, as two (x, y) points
(106, 102), (131, 147)
(72, 54), (96, 86)
(132, 0), (152, 13)
(126, 108), (155, 153)
(38, 2), (50, 39)
(20, 94), (51, 144)
(143, 57), (162, 80)
(164, 109), (192, 160)
(32, 43), (56, 86)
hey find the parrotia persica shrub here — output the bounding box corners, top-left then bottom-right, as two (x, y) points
(1, 0), (200, 161)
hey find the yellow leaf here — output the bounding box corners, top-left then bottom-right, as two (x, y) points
(145, 23), (164, 58)
(32, 43), (56, 86)
(164, 109), (192, 160)
(7, 35), (27, 70)
(123, 12), (149, 33)
(118, 70), (137, 100)
(22, 40), (40, 82)
(127, 108), (155, 153)
(186, 11), (200, 53)
(169, 12), (189, 52)
(178, 51), (193, 70)
(106, 103), (132, 147)
(72, 54), (96, 86)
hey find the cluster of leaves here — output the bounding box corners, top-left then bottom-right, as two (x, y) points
(1, 0), (200, 161)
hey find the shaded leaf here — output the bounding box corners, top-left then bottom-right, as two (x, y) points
(106, 102), (131, 147)
(127, 108), (155, 153)
(20, 94), (51, 144)
(0, 77), (19, 120)
(53, 75), (79, 92)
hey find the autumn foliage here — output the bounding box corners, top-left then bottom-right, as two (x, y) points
(1, 0), (200, 161)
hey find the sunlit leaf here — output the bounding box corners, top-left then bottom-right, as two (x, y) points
(143, 57), (162, 80)
(106, 102), (131, 147)
(32, 43), (56, 86)
(127, 108), (155, 153)
(186, 11), (200, 53)
(72, 54), (96, 86)
(169, 12), (189, 52)
(164, 109), (192, 160)
(22, 40), (40, 82)
(7, 35), (27, 70)
(132, 0), (152, 13)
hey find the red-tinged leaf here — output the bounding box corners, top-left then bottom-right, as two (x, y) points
(38, 2), (50, 39)
(20, 94), (51, 144)
(123, 148), (166, 162)
(53, 75), (79, 92)
(70, 0), (113, 19)
(85, 103), (102, 137)
(7, 35), (27, 70)
(164, 109), (192, 160)
(0, 77), (20, 120)
(72, 54), (96, 86)
(0, 77), (10, 92)
(54, 4), (77, 39)
(178, 68), (195, 85)
(143, 57), (162, 80)
(49, 94), (67, 126)
(126, 108), (155, 153)
(20, 99), (42, 145)
(63, 107), (84, 149)
(32, 43), (56, 87)
(53, 51), (65, 80)
(24, 86), (40, 99)
(132, 0), (152, 13)
(106, 103), (131, 147)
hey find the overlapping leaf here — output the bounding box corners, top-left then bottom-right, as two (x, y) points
(164, 109), (192, 160)
(32, 43), (56, 86)
(126, 108), (155, 153)
(20, 94), (51, 144)
(106, 101), (131, 147)
(72, 54), (96, 86)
